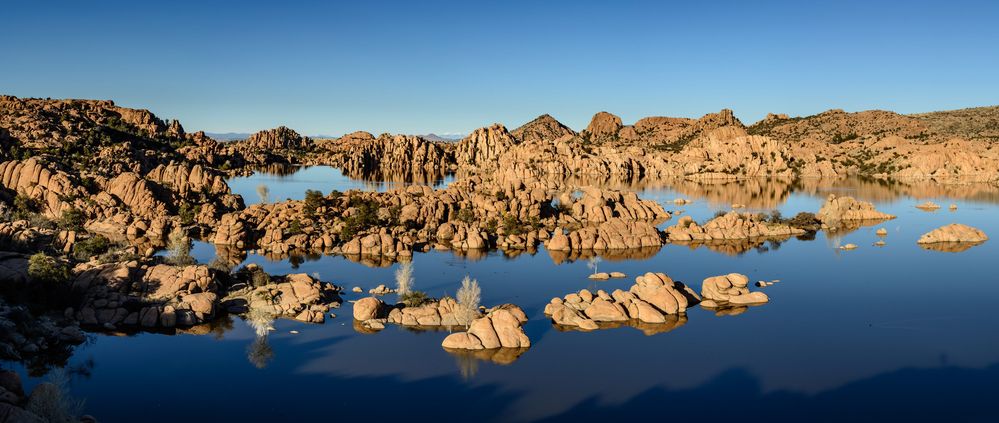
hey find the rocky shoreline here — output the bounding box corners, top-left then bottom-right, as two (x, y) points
(0, 94), (994, 413)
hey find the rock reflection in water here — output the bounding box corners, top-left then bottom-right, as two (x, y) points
(553, 314), (688, 336)
(918, 241), (986, 253)
(669, 239), (790, 256)
(444, 347), (530, 380)
(546, 246), (661, 265)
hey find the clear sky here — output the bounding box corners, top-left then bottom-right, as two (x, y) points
(3, 0), (997, 136)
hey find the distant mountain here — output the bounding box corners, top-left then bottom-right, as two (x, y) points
(422, 133), (464, 142)
(205, 132), (252, 141)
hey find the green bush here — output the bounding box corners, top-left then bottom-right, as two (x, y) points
(303, 189), (324, 217)
(287, 219), (303, 236)
(399, 290), (429, 307)
(12, 194), (40, 220)
(72, 235), (111, 261)
(455, 208), (475, 224)
(340, 197), (381, 240)
(177, 202), (200, 226)
(28, 253), (70, 286)
(58, 208), (86, 231)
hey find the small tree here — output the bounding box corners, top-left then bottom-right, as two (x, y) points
(395, 261), (414, 296)
(165, 229), (194, 265)
(303, 189), (324, 217)
(58, 207), (86, 231)
(586, 256), (602, 275)
(256, 184), (270, 204)
(456, 276), (481, 327)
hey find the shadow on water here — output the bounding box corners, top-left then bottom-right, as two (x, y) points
(533, 363), (999, 423)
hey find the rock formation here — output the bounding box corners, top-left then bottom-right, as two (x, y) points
(544, 272), (699, 331)
(440, 304), (530, 350)
(917, 224), (988, 245)
(699, 273), (769, 307)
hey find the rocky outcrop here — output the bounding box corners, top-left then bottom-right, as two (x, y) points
(211, 213), (248, 247)
(566, 187), (670, 222)
(440, 304), (530, 350)
(582, 111), (623, 140)
(816, 194), (895, 224)
(384, 297), (470, 327)
(456, 124), (518, 168)
(917, 224), (988, 245)
(103, 172), (169, 220)
(221, 272), (338, 323)
(544, 272), (699, 331)
(0, 159), (86, 217)
(511, 114), (576, 144)
(699, 273), (769, 307)
(352, 296), (385, 321)
(334, 134), (452, 181)
(243, 126), (309, 151)
(145, 162), (231, 197)
(665, 213), (804, 242)
(546, 219), (662, 251)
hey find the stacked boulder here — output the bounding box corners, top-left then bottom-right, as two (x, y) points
(699, 273), (769, 308)
(544, 272), (699, 330)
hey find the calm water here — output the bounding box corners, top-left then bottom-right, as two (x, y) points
(228, 165), (455, 205)
(11, 171), (999, 422)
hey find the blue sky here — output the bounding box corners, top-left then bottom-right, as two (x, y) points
(2, 0), (997, 136)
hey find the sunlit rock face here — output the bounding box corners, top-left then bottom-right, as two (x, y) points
(544, 272), (699, 331)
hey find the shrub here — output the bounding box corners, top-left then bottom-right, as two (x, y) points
(58, 207), (86, 231)
(785, 212), (821, 230)
(250, 270), (271, 288)
(399, 290), (429, 307)
(72, 235), (111, 261)
(256, 184), (270, 204)
(303, 189), (324, 217)
(455, 208), (475, 224)
(340, 198), (381, 240)
(12, 194), (40, 220)
(456, 276), (481, 327)
(395, 261), (414, 295)
(286, 219), (303, 236)
(28, 253), (70, 286)
(767, 210), (783, 224)
(165, 229), (194, 265)
(178, 202), (200, 226)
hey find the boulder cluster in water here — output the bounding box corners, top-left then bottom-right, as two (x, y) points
(0, 95), (994, 401)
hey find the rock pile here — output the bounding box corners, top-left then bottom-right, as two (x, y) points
(544, 272), (699, 330)
(699, 273), (769, 307)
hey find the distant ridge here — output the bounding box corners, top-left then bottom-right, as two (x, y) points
(422, 133), (464, 142)
(205, 132), (251, 141)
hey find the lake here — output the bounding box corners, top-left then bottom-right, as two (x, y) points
(11, 168), (999, 422)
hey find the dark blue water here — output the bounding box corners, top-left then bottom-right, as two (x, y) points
(11, 173), (999, 422)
